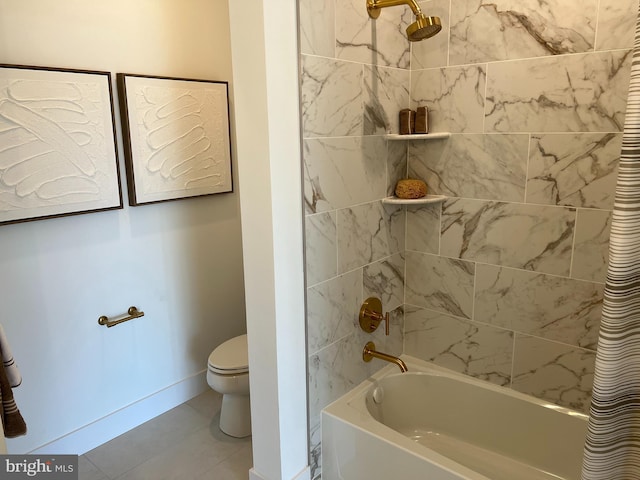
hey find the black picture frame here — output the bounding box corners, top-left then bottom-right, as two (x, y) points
(117, 73), (233, 206)
(0, 64), (122, 226)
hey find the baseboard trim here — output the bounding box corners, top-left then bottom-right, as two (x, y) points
(28, 371), (209, 455)
(291, 466), (311, 480)
(249, 469), (266, 480)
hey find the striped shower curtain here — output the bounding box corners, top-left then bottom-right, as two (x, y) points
(581, 5), (640, 480)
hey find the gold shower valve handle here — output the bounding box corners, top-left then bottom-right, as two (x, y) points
(359, 297), (390, 336)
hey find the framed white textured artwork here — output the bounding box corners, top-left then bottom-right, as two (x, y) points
(0, 64), (122, 226)
(117, 74), (233, 206)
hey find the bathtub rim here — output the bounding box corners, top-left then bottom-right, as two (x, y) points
(321, 354), (589, 480)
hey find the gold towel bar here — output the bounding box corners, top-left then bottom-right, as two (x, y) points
(98, 306), (144, 328)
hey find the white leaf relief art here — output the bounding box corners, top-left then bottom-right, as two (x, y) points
(0, 68), (120, 224)
(123, 76), (232, 204)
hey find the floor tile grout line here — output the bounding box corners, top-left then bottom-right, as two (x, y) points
(80, 454), (112, 480)
(110, 419), (251, 479)
(85, 393), (251, 480)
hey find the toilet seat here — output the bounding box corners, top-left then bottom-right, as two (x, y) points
(208, 364), (248, 375)
(208, 334), (248, 375)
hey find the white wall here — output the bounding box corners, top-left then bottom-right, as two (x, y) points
(0, 0), (246, 453)
(228, 0), (310, 479)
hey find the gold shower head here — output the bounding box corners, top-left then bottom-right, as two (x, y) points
(366, 0), (442, 41)
(407, 13), (442, 41)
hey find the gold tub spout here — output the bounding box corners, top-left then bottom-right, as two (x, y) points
(362, 341), (408, 373)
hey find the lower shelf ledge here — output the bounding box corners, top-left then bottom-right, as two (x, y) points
(385, 132), (451, 141)
(382, 195), (447, 205)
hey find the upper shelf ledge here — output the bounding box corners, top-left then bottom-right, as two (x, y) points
(385, 132), (451, 141)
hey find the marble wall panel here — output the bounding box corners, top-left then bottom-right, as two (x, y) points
(309, 422), (321, 480)
(336, 0), (411, 68)
(305, 212), (337, 286)
(308, 332), (370, 430)
(485, 50), (632, 133)
(404, 306), (513, 386)
(408, 134), (528, 202)
(298, 0), (636, 469)
(304, 136), (387, 214)
(412, 0), (450, 70)
(596, 0), (638, 51)
(307, 306), (403, 479)
(299, 0), (335, 57)
(526, 133), (621, 210)
(411, 65), (486, 133)
(307, 269), (363, 355)
(512, 334), (596, 412)
(364, 65), (410, 135)
(572, 209), (613, 283)
(337, 202), (405, 273)
(405, 251), (475, 318)
(364, 253), (405, 312)
(386, 140), (408, 196)
(474, 264), (603, 349)
(301, 55), (363, 138)
(449, 0), (597, 65)
(441, 199), (576, 276)
(406, 203), (440, 254)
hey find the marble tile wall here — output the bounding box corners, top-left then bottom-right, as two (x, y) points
(299, 0), (637, 477)
(405, 0), (635, 417)
(299, 1), (411, 477)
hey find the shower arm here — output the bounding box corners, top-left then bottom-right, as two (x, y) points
(367, 0), (423, 19)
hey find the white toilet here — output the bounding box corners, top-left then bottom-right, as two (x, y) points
(207, 334), (251, 438)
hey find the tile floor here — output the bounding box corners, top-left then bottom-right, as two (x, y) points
(79, 390), (252, 480)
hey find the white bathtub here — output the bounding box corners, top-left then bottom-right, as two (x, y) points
(322, 356), (588, 480)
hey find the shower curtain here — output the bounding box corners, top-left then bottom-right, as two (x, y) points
(581, 5), (640, 480)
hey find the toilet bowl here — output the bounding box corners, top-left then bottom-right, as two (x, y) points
(207, 334), (251, 438)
